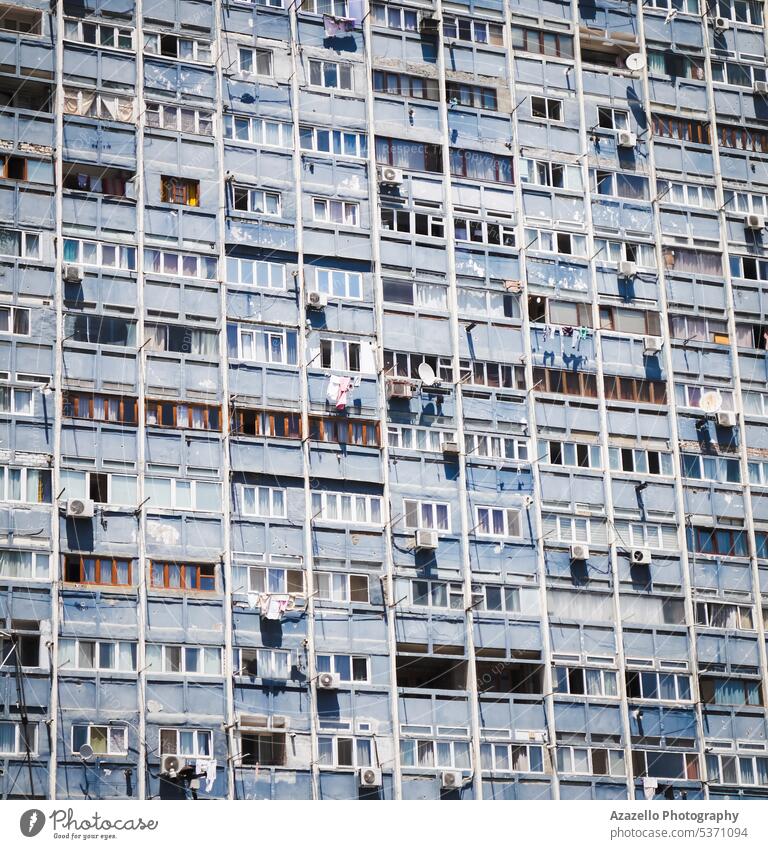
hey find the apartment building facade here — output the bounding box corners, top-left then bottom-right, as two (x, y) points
(0, 0), (767, 801)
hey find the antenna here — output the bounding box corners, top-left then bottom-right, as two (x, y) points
(699, 391), (723, 414)
(625, 53), (646, 71)
(79, 744), (94, 761)
(417, 362), (437, 386)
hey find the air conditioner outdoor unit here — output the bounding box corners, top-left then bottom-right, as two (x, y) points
(305, 291), (328, 309)
(317, 671), (341, 690)
(387, 378), (417, 400)
(415, 529), (439, 550)
(378, 166), (404, 185)
(66, 498), (94, 518)
(617, 130), (637, 148)
(442, 440), (460, 455)
(570, 543), (590, 561)
(643, 336), (663, 353)
(161, 754), (186, 776)
(631, 548), (652, 565)
(359, 767), (383, 788)
(745, 213), (765, 230)
(754, 80), (768, 95)
(713, 16), (730, 30)
(441, 770), (462, 790)
(619, 260), (637, 277)
(716, 410), (737, 427)
(63, 264), (83, 283)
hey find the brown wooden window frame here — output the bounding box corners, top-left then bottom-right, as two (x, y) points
(532, 367), (598, 398)
(145, 400), (221, 431)
(233, 408), (302, 439)
(150, 561), (217, 592)
(62, 391), (138, 424)
(308, 416), (380, 447)
(63, 555), (132, 587)
(603, 375), (667, 405)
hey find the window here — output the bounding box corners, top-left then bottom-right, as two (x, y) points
(480, 742), (544, 773)
(0, 721), (36, 756)
(711, 60), (765, 88)
(375, 137), (443, 173)
(320, 338), (362, 371)
(0, 622), (40, 667)
(145, 323), (218, 357)
(315, 572), (370, 603)
(459, 287), (518, 319)
(232, 187), (281, 216)
(301, 0), (348, 13)
(520, 158), (583, 190)
(531, 96), (562, 120)
(707, 752), (768, 786)
(63, 555), (132, 587)
(682, 453), (741, 484)
(557, 746), (625, 777)
(731, 255), (768, 282)
(460, 359), (526, 390)
(442, 15), (503, 44)
(234, 409), (302, 439)
(72, 725), (127, 756)
(718, 123), (768, 154)
(227, 325), (298, 365)
(633, 750), (699, 780)
(314, 268), (362, 299)
(225, 114), (290, 147)
(150, 561), (217, 591)
(372, 3), (418, 31)
(0, 550), (49, 581)
(525, 227), (587, 257)
(412, 580), (464, 609)
(597, 107), (629, 130)
(144, 248), (217, 279)
(226, 257), (285, 289)
(318, 736), (373, 768)
(470, 585), (521, 613)
(309, 59), (352, 90)
(147, 644), (222, 675)
(160, 176), (199, 206)
(603, 375), (668, 405)
(600, 305), (661, 335)
(700, 676), (762, 706)
(686, 526), (748, 557)
(63, 164), (129, 196)
(475, 507), (522, 538)
(464, 433), (528, 461)
(384, 351), (454, 382)
(159, 728), (212, 758)
(553, 515), (591, 543)
(626, 670), (691, 701)
(714, 0), (762, 24)
(404, 499), (450, 532)
(309, 417), (379, 446)
(0, 385), (33, 415)
(723, 188), (768, 217)
(234, 647), (290, 679)
(540, 299), (593, 328)
(0, 5), (42, 34)
(63, 392), (137, 424)
(648, 51), (705, 80)
(663, 246), (721, 275)
(383, 280), (448, 310)
(657, 179), (717, 209)
(381, 207), (444, 239)
(60, 469), (136, 506)
(647, 0), (698, 13)
(609, 446), (673, 476)
(240, 485), (286, 518)
(675, 384), (734, 411)
(511, 26), (573, 59)
(0, 229), (39, 259)
(592, 170), (650, 200)
(243, 565), (304, 595)
(299, 125), (367, 158)
(546, 440), (601, 469)
(446, 81), (498, 111)
(555, 666), (619, 697)
(63, 88), (134, 123)
(240, 733), (285, 766)
(745, 390), (768, 417)
(747, 459), (768, 486)
(316, 653), (370, 682)
(400, 738), (472, 769)
(311, 492), (382, 524)
(0, 154), (26, 181)
(450, 148), (513, 184)
(146, 102), (213, 135)
(63, 238), (135, 270)
(388, 425), (456, 453)
(696, 601), (754, 630)
(669, 314), (749, 346)
(145, 400), (221, 431)
(64, 17), (132, 47)
(312, 198), (359, 226)
(374, 70), (439, 101)
(456, 217), (515, 247)
(59, 639), (137, 672)
(0, 466), (51, 503)
(532, 367), (599, 398)
(145, 477), (221, 512)
(620, 521), (668, 550)
(145, 32), (211, 62)
(64, 314), (136, 347)
(594, 240), (656, 270)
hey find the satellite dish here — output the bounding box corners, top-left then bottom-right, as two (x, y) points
(417, 362), (437, 386)
(699, 391), (723, 414)
(79, 744), (94, 761)
(625, 53), (646, 71)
